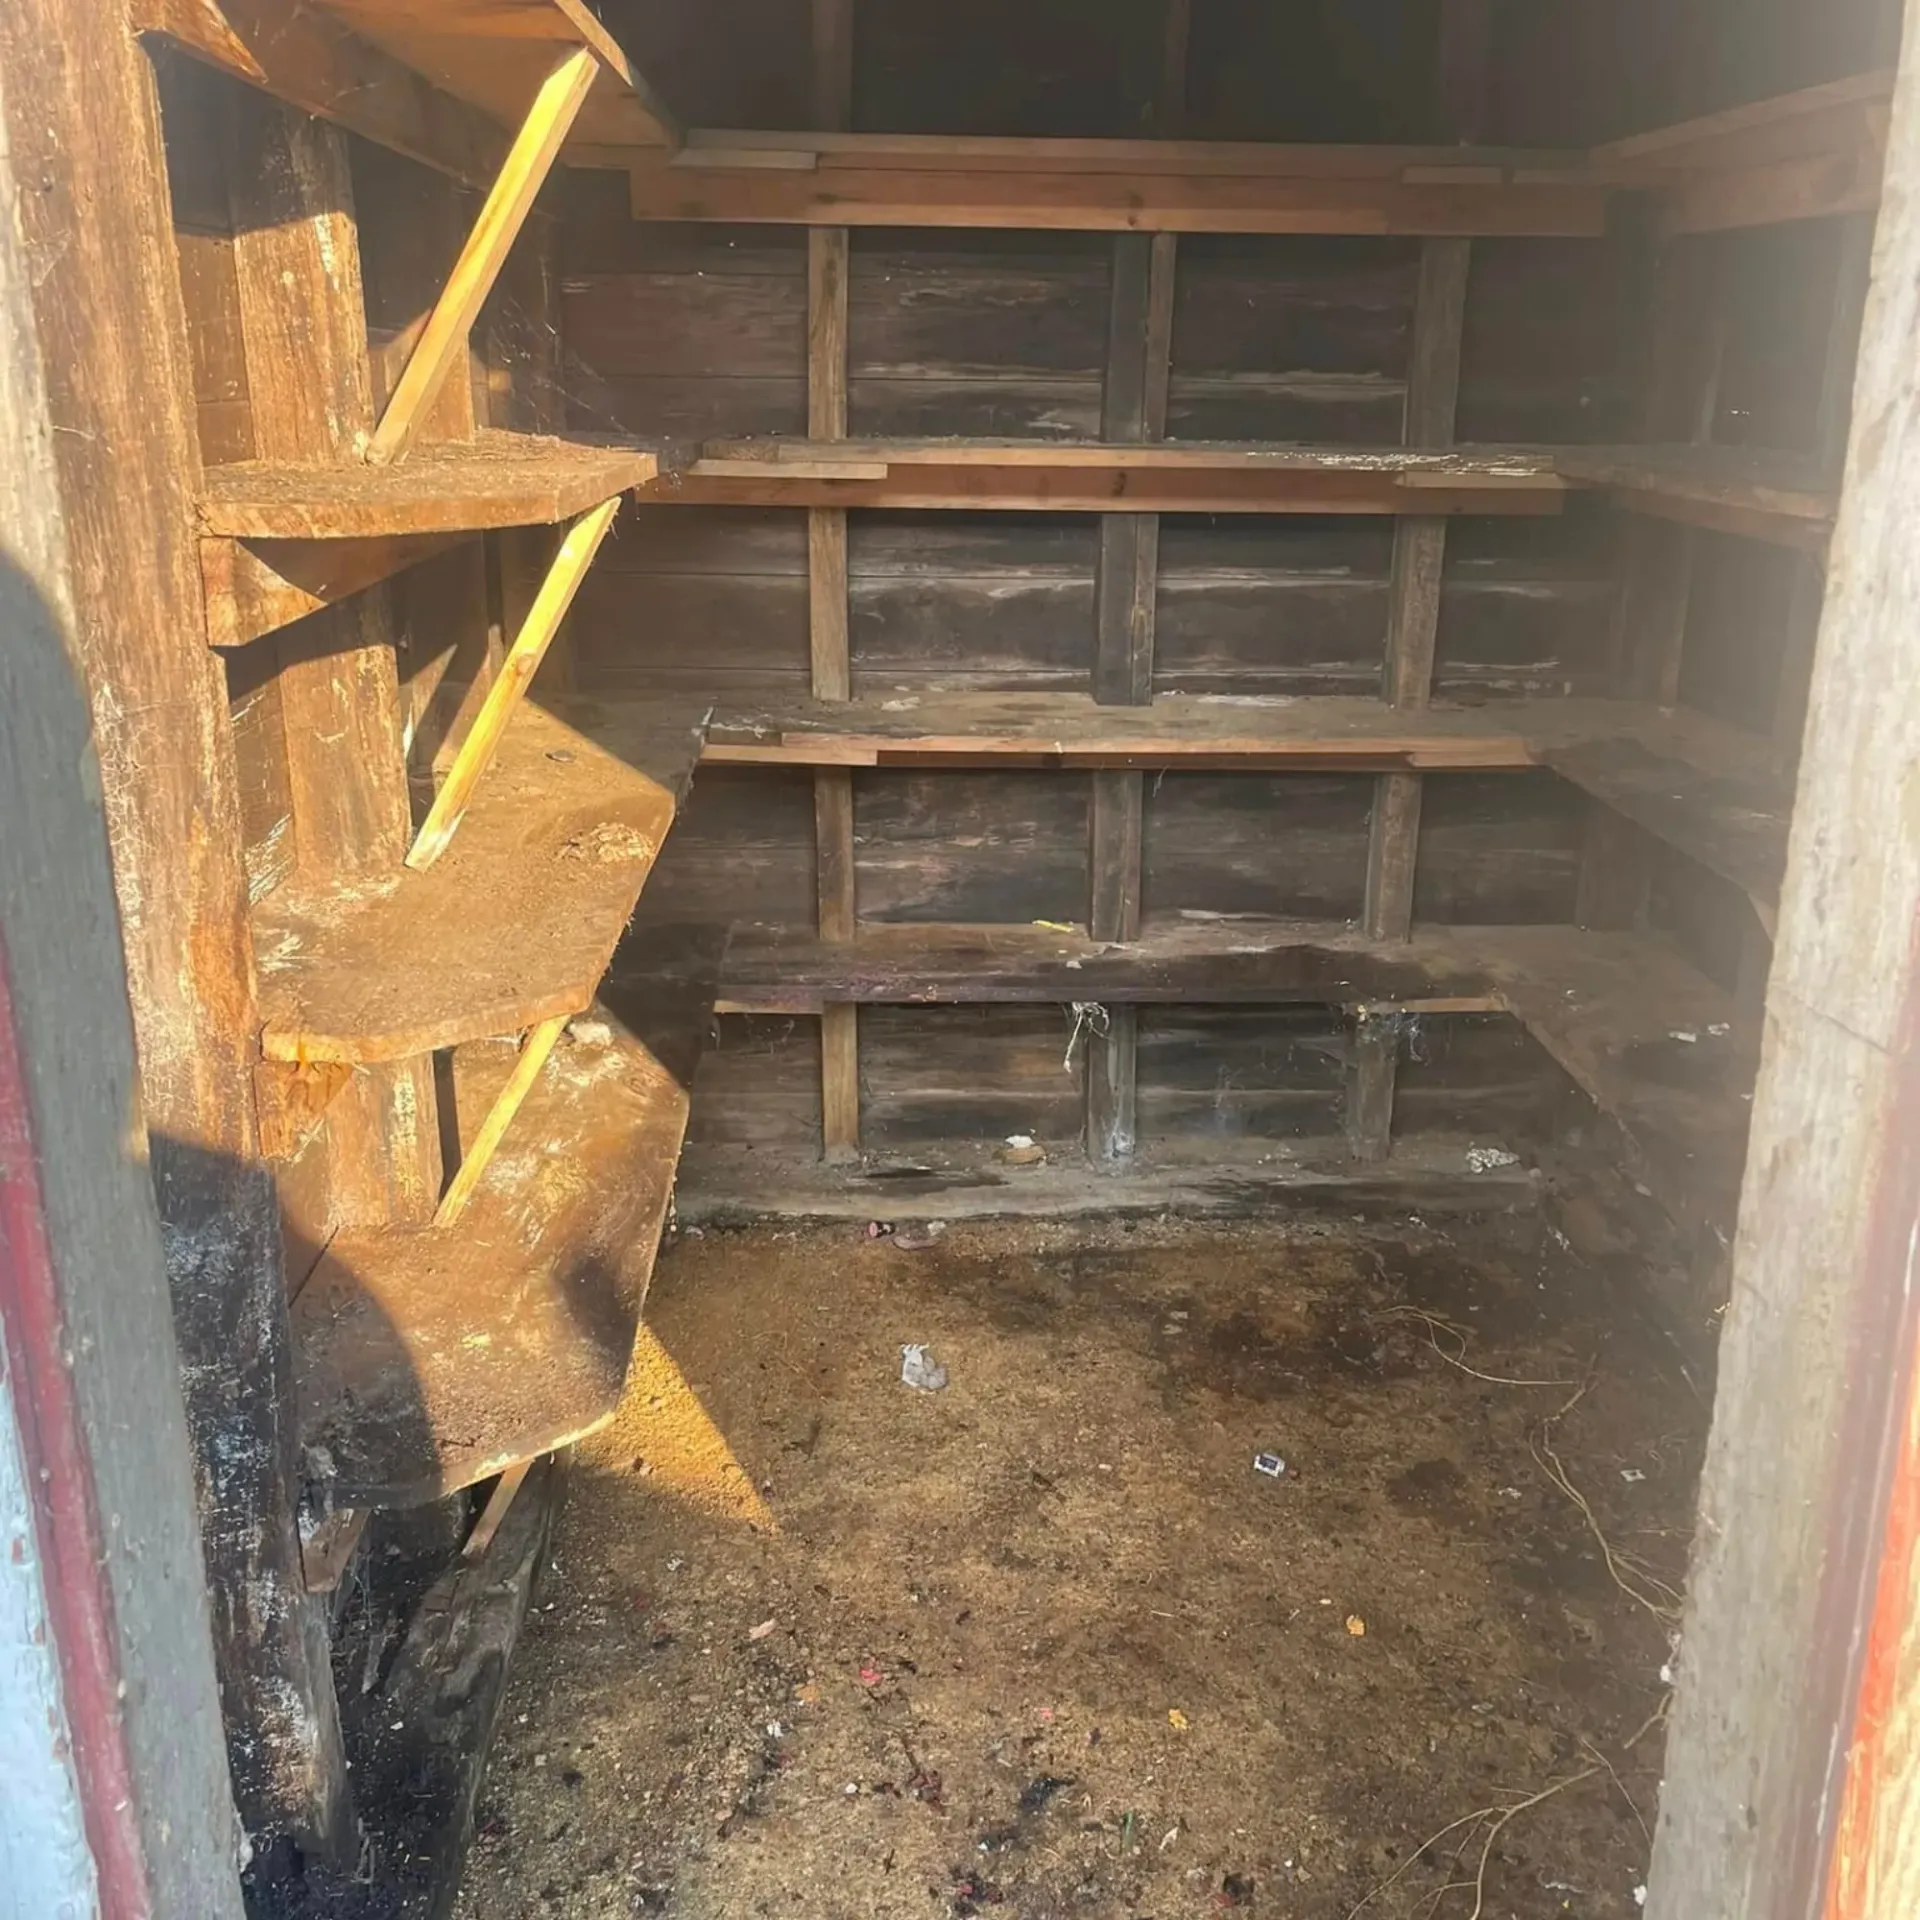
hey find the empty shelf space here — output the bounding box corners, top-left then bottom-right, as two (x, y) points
(1595, 70), (1894, 232)
(292, 958), (717, 1509)
(198, 432), (669, 540)
(310, 0), (677, 149)
(255, 698), (707, 1063)
(616, 134), (1613, 236)
(653, 439), (1568, 515)
(1552, 444), (1838, 549)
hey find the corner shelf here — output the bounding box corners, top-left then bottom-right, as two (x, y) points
(292, 955), (716, 1509)
(1550, 443), (1838, 551)
(255, 698), (708, 1063)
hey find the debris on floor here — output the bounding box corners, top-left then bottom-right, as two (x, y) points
(900, 1343), (950, 1391)
(998, 1134), (1047, 1166)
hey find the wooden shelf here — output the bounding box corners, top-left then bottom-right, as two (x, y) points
(292, 952), (717, 1508)
(613, 132), (1613, 236)
(311, 0), (678, 150)
(651, 439), (1568, 515)
(255, 698), (707, 1063)
(198, 431), (669, 540)
(1595, 70), (1894, 233)
(717, 918), (1755, 1243)
(1551, 444), (1838, 550)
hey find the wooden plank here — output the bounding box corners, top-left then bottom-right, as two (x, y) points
(1598, 70), (1896, 172)
(256, 700), (706, 1063)
(199, 531), (462, 650)
(1661, 142), (1886, 235)
(701, 435), (1564, 472)
(462, 1460), (534, 1561)
(294, 969), (713, 1507)
(369, 48), (598, 465)
(408, 494), (623, 866)
(1647, 35), (1920, 1917)
(313, 0), (678, 149)
(133, 0), (508, 189)
(433, 1014), (568, 1226)
(0, 0), (349, 1858)
(1555, 443), (1838, 547)
(199, 431), (662, 538)
(624, 153), (1612, 236)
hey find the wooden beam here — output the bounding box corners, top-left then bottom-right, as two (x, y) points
(133, 0), (508, 190)
(1647, 28), (1920, 1918)
(0, 0), (349, 1855)
(434, 1014), (567, 1225)
(199, 530), (463, 650)
(408, 493), (622, 868)
(368, 47), (599, 465)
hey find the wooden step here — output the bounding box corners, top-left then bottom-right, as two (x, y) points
(292, 943), (719, 1509)
(653, 438), (1568, 515)
(256, 698), (707, 1063)
(198, 430), (669, 540)
(712, 918), (1756, 1247)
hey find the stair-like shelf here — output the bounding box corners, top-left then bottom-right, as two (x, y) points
(292, 959), (715, 1509)
(1595, 69), (1894, 233)
(1550, 443), (1838, 551)
(653, 438), (1568, 515)
(615, 132), (1614, 236)
(717, 918), (1754, 1245)
(255, 698), (708, 1063)
(198, 431), (669, 540)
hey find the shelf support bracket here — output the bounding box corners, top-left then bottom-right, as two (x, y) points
(408, 493), (623, 868)
(367, 44), (600, 465)
(434, 1015), (570, 1226)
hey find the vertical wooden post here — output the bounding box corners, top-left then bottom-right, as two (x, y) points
(811, 0), (859, 1158)
(0, 0), (350, 1856)
(226, 94), (442, 1239)
(1648, 20), (1920, 1914)
(1087, 0), (1186, 1169)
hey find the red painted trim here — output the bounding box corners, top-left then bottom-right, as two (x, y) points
(0, 932), (153, 1919)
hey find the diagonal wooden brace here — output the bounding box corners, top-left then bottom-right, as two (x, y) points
(366, 44), (599, 465)
(434, 1014), (569, 1227)
(407, 493), (624, 868)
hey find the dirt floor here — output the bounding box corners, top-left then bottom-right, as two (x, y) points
(451, 1208), (1703, 1920)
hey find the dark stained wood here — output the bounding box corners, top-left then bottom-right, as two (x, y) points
(199, 432), (667, 538)
(135, 0), (509, 189)
(255, 699), (706, 1063)
(293, 986), (709, 1507)
(0, 0), (349, 1854)
(1554, 442), (1838, 549)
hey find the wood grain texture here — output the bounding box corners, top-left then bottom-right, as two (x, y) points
(0, 0), (349, 1854)
(1648, 22), (1920, 1918)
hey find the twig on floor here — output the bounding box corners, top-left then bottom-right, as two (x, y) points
(1370, 1306), (1579, 1390)
(1580, 1734), (1651, 1846)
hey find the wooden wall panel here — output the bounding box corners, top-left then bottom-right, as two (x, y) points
(637, 768), (818, 929)
(600, 0), (813, 129)
(1677, 531), (1803, 735)
(855, 772), (1092, 924)
(1137, 1006), (1348, 1141)
(1412, 771), (1585, 924)
(859, 1006), (1086, 1147)
(684, 1015), (823, 1150)
(1391, 1012), (1566, 1134)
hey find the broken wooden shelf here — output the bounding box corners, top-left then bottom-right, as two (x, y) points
(715, 919), (1755, 1244)
(309, 0), (677, 149)
(1595, 70), (1893, 233)
(1552, 443), (1838, 550)
(652, 439), (1568, 515)
(615, 133), (1613, 236)
(292, 970), (714, 1508)
(198, 431), (667, 540)
(256, 697), (707, 1063)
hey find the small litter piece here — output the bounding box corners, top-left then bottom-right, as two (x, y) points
(748, 1618), (777, 1642)
(1167, 1708), (1190, 1731)
(1670, 1028), (1700, 1044)
(1621, 1468), (1648, 1484)
(1000, 1134), (1047, 1167)
(1345, 1615), (1367, 1637)
(891, 1220), (946, 1251)
(901, 1344), (950, 1391)
(1465, 1145), (1523, 1173)
(865, 1220), (895, 1239)
(1252, 1452), (1287, 1479)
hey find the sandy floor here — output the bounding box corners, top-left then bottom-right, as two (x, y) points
(452, 1210), (1701, 1919)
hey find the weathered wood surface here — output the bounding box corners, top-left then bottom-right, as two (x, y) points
(1648, 22), (1920, 1920)
(1553, 442), (1838, 549)
(293, 967), (712, 1508)
(133, 0), (509, 188)
(0, 0), (349, 1855)
(312, 0), (678, 148)
(256, 699), (706, 1062)
(199, 431), (665, 538)
(200, 531), (464, 650)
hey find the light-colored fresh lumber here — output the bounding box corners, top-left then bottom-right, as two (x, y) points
(434, 1014), (568, 1226)
(368, 48), (598, 465)
(462, 1461), (534, 1560)
(312, 0), (678, 148)
(198, 430), (661, 539)
(133, 0), (508, 189)
(408, 495), (622, 867)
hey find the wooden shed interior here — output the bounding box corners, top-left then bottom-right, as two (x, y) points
(5, 0), (1917, 1912)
